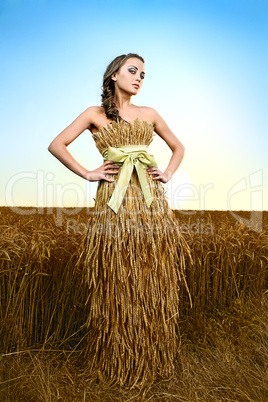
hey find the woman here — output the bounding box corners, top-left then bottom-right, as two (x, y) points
(48, 53), (192, 388)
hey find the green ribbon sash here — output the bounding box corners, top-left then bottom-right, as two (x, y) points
(102, 145), (158, 213)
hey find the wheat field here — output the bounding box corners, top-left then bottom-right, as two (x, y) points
(0, 207), (267, 401)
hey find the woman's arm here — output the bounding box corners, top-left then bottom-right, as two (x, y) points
(48, 107), (119, 182)
(146, 108), (185, 183)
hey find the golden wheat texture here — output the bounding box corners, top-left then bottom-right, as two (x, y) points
(0, 207), (268, 401)
(73, 119), (194, 388)
(0, 117), (267, 399)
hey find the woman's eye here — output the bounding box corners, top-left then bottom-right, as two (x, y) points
(128, 68), (145, 79)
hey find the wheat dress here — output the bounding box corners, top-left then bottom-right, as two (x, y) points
(79, 118), (192, 388)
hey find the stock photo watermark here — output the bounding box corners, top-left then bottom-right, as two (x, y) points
(65, 216), (214, 236)
(227, 169), (263, 232)
(4, 169), (264, 233)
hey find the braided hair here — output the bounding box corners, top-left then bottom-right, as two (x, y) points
(101, 53), (145, 122)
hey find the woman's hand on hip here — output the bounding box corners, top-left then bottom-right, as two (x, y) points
(146, 167), (170, 183)
(86, 161), (119, 182)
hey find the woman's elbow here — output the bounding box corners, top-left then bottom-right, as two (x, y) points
(48, 140), (60, 156)
(176, 142), (185, 156)
(48, 141), (55, 154)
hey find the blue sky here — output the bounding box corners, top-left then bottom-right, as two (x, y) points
(1, 0), (267, 211)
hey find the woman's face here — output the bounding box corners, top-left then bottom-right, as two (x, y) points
(112, 57), (145, 95)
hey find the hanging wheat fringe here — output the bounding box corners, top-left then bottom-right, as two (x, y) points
(0, 205), (267, 398)
(75, 119), (193, 388)
(2, 118), (266, 391)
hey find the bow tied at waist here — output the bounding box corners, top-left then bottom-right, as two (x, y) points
(102, 145), (158, 213)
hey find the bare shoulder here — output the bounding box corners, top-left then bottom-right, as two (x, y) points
(82, 105), (103, 120)
(139, 106), (162, 126)
(139, 106), (166, 129)
(140, 107), (184, 150)
(82, 106), (109, 131)
(88, 106), (117, 133)
(87, 105), (105, 115)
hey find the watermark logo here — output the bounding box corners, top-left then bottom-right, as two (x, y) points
(227, 169), (263, 232)
(65, 216), (214, 237)
(5, 170), (92, 225)
(5, 169), (264, 232)
(170, 182), (214, 214)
